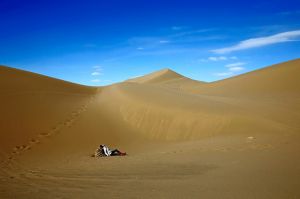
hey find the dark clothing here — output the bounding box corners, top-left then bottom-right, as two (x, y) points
(110, 149), (122, 156)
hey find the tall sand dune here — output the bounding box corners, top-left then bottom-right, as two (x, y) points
(0, 60), (300, 198)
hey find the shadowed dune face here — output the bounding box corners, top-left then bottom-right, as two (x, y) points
(0, 60), (300, 198)
(102, 83), (287, 141)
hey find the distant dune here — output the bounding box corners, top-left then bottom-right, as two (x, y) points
(0, 59), (300, 199)
(126, 68), (205, 90)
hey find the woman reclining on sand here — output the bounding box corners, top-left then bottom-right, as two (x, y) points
(94, 144), (126, 157)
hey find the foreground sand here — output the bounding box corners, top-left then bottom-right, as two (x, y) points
(0, 59), (300, 198)
(1, 133), (300, 199)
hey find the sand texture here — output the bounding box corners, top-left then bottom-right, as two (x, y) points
(0, 59), (300, 198)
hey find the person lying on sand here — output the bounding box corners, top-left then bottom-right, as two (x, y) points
(94, 144), (126, 157)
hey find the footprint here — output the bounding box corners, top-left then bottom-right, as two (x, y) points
(38, 132), (50, 137)
(44, 133), (52, 137)
(19, 145), (26, 150)
(23, 145), (31, 151)
(50, 128), (61, 134)
(71, 111), (78, 115)
(64, 120), (73, 127)
(51, 126), (59, 132)
(29, 139), (40, 144)
(13, 146), (21, 151)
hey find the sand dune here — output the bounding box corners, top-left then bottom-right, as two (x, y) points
(0, 66), (97, 155)
(126, 68), (185, 84)
(126, 68), (205, 91)
(1, 59), (300, 198)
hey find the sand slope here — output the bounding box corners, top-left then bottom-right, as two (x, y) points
(1, 59), (300, 198)
(0, 66), (96, 155)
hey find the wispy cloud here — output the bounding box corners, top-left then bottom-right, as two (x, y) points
(212, 30), (300, 54)
(214, 62), (246, 77)
(170, 28), (217, 38)
(91, 71), (101, 76)
(228, 66), (244, 72)
(127, 28), (219, 51)
(100, 27), (221, 63)
(90, 66), (103, 82)
(200, 56), (238, 62)
(226, 62), (246, 72)
(209, 56), (227, 61)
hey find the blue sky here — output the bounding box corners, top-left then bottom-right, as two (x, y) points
(1, 0), (300, 85)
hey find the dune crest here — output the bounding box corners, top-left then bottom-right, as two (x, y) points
(126, 68), (183, 83)
(126, 68), (205, 91)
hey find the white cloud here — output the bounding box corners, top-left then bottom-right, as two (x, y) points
(228, 66), (244, 72)
(208, 57), (218, 61)
(171, 28), (216, 38)
(212, 30), (300, 54)
(137, 47), (144, 50)
(91, 72), (101, 76)
(91, 65), (103, 81)
(208, 56), (227, 61)
(200, 56), (237, 62)
(225, 62), (246, 67)
(214, 61), (246, 77)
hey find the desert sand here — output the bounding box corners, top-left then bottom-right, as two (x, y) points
(0, 59), (300, 198)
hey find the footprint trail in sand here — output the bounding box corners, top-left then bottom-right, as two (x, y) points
(3, 95), (95, 167)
